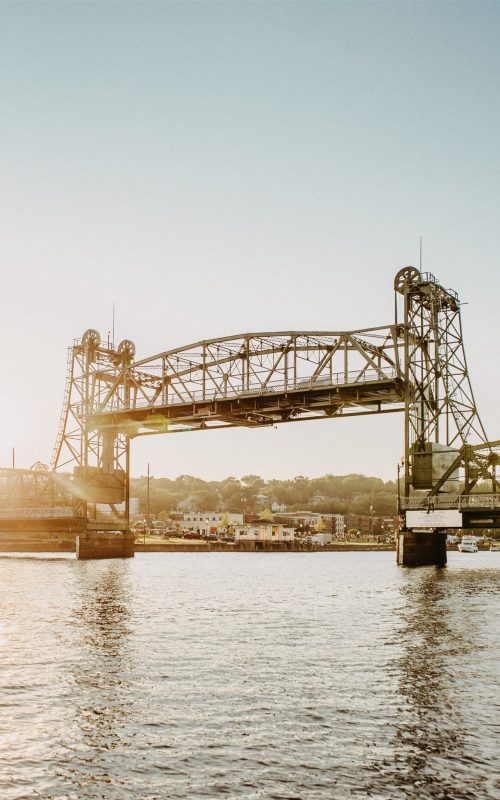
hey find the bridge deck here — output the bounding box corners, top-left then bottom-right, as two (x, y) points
(90, 374), (405, 435)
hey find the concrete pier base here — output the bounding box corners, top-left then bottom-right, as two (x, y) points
(76, 531), (135, 560)
(397, 531), (447, 567)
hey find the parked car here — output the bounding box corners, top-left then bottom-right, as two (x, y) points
(183, 531), (203, 540)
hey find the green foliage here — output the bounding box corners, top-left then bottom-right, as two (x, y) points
(129, 472), (396, 518)
(241, 474), (265, 489)
(219, 512), (232, 530)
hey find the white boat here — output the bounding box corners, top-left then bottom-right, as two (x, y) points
(458, 536), (479, 553)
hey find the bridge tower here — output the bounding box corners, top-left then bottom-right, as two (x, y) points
(394, 267), (489, 565)
(51, 329), (135, 557)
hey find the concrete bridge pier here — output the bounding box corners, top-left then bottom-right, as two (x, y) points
(396, 531), (447, 567)
(76, 531), (135, 560)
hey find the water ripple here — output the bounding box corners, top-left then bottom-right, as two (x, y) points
(0, 552), (498, 798)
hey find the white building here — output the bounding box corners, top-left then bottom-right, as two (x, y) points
(328, 514), (346, 536)
(234, 522), (294, 544)
(182, 511), (243, 532)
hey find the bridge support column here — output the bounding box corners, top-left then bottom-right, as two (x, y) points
(396, 531), (447, 567)
(76, 531), (135, 560)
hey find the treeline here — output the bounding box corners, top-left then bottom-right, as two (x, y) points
(130, 473), (398, 518)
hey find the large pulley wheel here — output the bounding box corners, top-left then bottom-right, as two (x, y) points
(82, 328), (101, 348)
(117, 339), (136, 363)
(394, 266), (421, 294)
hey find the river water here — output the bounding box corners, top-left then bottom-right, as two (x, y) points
(0, 551), (498, 800)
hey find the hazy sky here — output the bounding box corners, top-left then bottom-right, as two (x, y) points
(1, 1), (499, 482)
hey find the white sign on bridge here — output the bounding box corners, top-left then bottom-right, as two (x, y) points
(406, 509), (463, 529)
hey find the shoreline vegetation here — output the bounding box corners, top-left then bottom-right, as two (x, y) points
(130, 473), (398, 520)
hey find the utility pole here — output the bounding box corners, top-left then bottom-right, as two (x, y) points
(397, 461), (401, 514)
(146, 462), (150, 529)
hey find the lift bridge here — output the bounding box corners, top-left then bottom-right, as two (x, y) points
(2, 266), (499, 563)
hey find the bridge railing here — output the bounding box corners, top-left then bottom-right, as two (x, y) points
(91, 366), (399, 415)
(401, 494), (500, 511)
(0, 507), (127, 523)
(0, 507), (76, 519)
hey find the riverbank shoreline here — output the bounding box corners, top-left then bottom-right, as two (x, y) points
(134, 541), (397, 553)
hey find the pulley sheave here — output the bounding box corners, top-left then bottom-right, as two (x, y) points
(117, 339), (136, 363)
(82, 329), (101, 348)
(394, 266), (421, 294)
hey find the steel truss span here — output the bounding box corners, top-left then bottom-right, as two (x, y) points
(96, 328), (404, 433)
(52, 326), (405, 472)
(50, 267), (493, 527)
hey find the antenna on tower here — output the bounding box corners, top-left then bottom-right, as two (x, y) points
(112, 302), (115, 348)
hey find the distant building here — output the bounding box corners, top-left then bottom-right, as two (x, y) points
(283, 511), (345, 536)
(234, 521), (294, 544)
(182, 511), (243, 532)
(283, 511), (320, 528)
(345, 514), (373, 535)
(345, 514), (391, 536)
(326, 514), (346, 537)
(380, 516), (400, 533)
